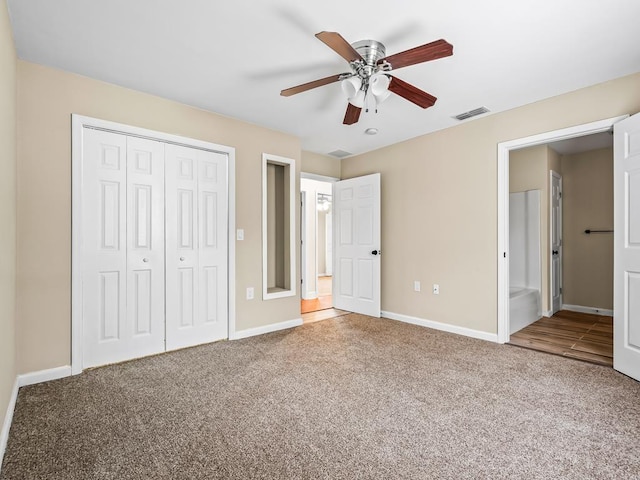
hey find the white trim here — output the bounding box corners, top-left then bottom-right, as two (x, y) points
(542, 309), (553, 318)
(562, 304), (614, 317)
(262, 153), (297, 300)
(302, 290), (318, 300)
(497, 115), (628, 344)
(71, 114), (236, 374)
(0, 378), (18, 471)
(300, 172), (339, 183)
(382, 311), (498, 343)
(17, 366), (72, 387)
(230, 318), (303, 340)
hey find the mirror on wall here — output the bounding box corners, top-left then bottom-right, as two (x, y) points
(262, 153), (296, 299)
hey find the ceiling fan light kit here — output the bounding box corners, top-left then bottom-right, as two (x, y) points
(281, 31), (453, 126)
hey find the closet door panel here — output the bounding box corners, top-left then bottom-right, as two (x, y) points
(165, 144), (200, 350)
(166, 145), (228, 350)
(82, 129), (129, 368)
(126, 137), (166, 356)
(199, 152), (228, 340)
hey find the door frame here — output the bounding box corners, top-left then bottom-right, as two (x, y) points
(549, 170), (563, 316)
(71, 114), (236, 375)
(497, 115), (627, 344)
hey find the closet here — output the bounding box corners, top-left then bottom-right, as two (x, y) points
(80, 127), (228, 369)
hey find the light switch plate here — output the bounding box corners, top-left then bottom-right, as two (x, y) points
(237, 229), (244, 241)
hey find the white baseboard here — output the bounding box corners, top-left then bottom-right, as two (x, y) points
(230, 318), (303, 340)
(562, 304), (614, 316)
(17, 365), (72, 388)
(381, 311), (498, 343)
(542, 309), (553, 318)
(0, 378), (19, 473)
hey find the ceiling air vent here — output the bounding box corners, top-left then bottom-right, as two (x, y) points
(328, 149), (352, 158)
(453, 106), (490, 121)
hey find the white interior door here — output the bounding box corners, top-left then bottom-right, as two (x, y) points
(613, 113), (640, 382)
(550, 172), (562, 315)
(165, 144), (228, 350)
(82, 130), (165, 368)
(333, 173), (381, 317)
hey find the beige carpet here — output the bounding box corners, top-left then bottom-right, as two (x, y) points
(2, 314), (639, 479)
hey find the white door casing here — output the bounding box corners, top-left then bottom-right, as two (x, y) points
(333, 173), (381, 317)
(613, 113), (640, 382)
(165, 144), (228, 350)
(550, 171), (562, 315)
(82, 131), (166, 368)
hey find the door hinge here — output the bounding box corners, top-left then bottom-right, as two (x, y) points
(559, 287), (563, 294)
(301, 278), (303, 284)
(504, 252), (507, 258)
(559, 192), (562, 198)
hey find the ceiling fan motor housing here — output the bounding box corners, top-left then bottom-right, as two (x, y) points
(351, 40), (388, 79)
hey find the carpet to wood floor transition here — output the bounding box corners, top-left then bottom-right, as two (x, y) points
(2, 314), (639, 479)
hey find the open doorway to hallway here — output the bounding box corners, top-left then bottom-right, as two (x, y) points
(300, 175), (348, 323)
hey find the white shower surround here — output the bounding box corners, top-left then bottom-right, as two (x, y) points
(509, 190), (542, 334)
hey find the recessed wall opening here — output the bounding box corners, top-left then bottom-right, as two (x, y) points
(262, 154), (296, 299)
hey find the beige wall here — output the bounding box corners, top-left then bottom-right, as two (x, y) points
(0, 0), (17, 438)
(561, 147), (613, 309)
(16, 61), (301, 374)
(341, 72), (640, 335)
(301, 151), (340, 178)
(509, 145), (559, 313)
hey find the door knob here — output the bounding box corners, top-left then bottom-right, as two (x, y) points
(142, 258), (149, 262)
(180, 257), (185, 261)
(371, 250), (380, 255)
(552, 250), (559, 255)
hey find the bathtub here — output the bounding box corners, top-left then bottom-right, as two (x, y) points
(510, 287), (541, 334)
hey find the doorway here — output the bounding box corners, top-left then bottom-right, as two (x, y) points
(497, 116), (625, 365)
(300, 175), (336, 316)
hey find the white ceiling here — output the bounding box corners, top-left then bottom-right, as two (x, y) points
(547, 131), (613, 156)
(7, 0), (640, 157)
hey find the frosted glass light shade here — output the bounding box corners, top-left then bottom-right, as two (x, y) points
(370, 73), (391, 104)
(349, 90), (366, 108)
(341, 77), (362, 99)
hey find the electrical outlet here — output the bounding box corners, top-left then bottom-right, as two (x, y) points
(246, 287), (254, 300)
(433, 284), (440, 295)
(414, 281), (421, 292)
(237, 229), (244, 241)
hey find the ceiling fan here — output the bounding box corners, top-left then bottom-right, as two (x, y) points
(280, 31), (453, 125)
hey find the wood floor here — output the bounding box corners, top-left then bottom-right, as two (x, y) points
(301, 276), (333, 314)
(301, 295), (333, 314)
(509, 310), (613, 367)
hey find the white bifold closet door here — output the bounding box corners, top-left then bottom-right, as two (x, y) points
(165, 144), (228, 350)
(82, 130), (166, 368)
(82, 129), (228, 368)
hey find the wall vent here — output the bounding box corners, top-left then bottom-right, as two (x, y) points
(453, 106), (490, 121)
(327, 149), (352, 158)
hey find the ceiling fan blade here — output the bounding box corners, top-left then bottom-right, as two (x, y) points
(316, 31), (363, 63)
(379, 39), (453, 70)
(388, 76), (437, 108)
(343, 103), (362, 125)
(280, 73), (345, 97)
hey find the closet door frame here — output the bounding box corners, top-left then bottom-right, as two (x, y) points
(71, 114), (236, 375)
